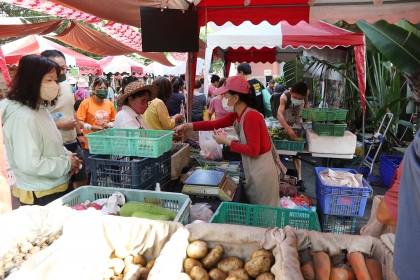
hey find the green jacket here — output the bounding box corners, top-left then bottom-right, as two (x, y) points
(1, 99), (71, 192)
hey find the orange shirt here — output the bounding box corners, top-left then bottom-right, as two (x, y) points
(76, 97), (116, 149)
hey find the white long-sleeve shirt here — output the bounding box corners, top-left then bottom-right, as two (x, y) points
(114, 105), (148, 129)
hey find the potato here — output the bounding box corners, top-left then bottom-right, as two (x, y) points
(228, 269), (251, 280)
(255, 272), (275, 280)
(252, 249), (275, 266)
(115, 247), (129, 259)
(217, 257), (244, 273)
(187, 240), (208, 259)
(202, 245), (224, 270)
(104, 268), (115, 279)
(184, 258), (203, 275)
(244, 256), (271, 278)
(113, 258), (125, 276)
(134, 254), (147, 267)
(208, 268), (228, 280)
(123, 264), (140, 280)
(138, 267), (150, 280)
(225, 277), (242, 280)
(146, 259), (155, 270)
(179, 272), (192, 280)
(115, 276), (123, 280)
(190, 266), (210, 280)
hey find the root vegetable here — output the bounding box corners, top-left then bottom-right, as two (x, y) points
(115, 248), (129, 259)
(108, 258), (118, 268)
(365, 259), (382, 280)
(329, 267), (356, 280)
(187, 241), (208, 259)
(256, 272), (275, 280)
(115, 276), (124, 280)
(225, 277), (242, 280)
(40, 243), (48, 250)
(184, 258), (203, 275)
(347, 252), (371, 280)
(123, 264), (141, 280)
(179, 272), (192, 280)
(228, 268), (251, 280)
(104, 268), (115, 279)
(190, 266), (210, 280)
(4, 262), (14, 271)
(124, 255), (134, 265)
(300, 261), (315, 280)
(218, 257), (244, 274)
(251, 249), (275, 266)
(201, 245), (224, 270)
(113, 258), (125, 276)
(146, 259), (155, 270)
(208, 268), (227, 280)
(3, 253), (13, 262)
(134, 254), (147, 267)
(244, 256), (271, 278)
(138, 267), (150, 280)
(29, 246), (40, 254)
(309, 249), (330, 280)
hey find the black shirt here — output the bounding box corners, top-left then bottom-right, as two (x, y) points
(165, 92), (185, 116)
(248, 78), (265, 117)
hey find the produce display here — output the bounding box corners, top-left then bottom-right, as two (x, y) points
(181, 240), (275, 280)
(268, 127), (304, 142)
(299, 249), (383, 280)
(120, 202), (178, 221)
(0, 233), (61, 279)
(103, 249), (155, 280)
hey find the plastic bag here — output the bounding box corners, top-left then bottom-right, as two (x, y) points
(199, 131), (223, 160)
(279, 181), (298, 197)
(280, 196), (297, 209)
(190, 203), (214, 222)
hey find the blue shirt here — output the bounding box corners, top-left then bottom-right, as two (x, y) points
(165, 92), (185, 116)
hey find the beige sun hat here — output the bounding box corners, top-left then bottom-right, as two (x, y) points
(117, 81), (158, 107)
(77, 79), (88, 88)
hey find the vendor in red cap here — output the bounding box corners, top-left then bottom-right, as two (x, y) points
(174, 76), (287, 207)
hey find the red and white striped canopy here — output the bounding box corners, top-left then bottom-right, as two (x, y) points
(99, 56), (153, 75)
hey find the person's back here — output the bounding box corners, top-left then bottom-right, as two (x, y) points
(166, 76), (186, 116)
(191, 80), (207, 122)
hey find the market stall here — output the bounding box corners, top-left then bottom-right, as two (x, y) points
(99, 56), (153, 76)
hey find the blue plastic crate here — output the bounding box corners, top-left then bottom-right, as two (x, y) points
(379, 155), (403, 188)
(90, 154), (160, 190)
(315, 167), (372, 217)
(150, 151), (172, 190)
(316, 204), (356, 234)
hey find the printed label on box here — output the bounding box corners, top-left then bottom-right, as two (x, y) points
(337, 196), (354, 206)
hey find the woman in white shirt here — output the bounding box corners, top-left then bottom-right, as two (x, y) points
(114, 81), (158, 129)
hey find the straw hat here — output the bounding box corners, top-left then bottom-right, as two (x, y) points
(117, 81), (158, 107)
(77, 79), (88, 88)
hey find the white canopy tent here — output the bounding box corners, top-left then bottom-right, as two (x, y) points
(99, 56), (153, 75)
(150, 58), (205, 76)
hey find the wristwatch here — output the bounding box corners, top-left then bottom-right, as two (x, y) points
(77, 133), (84, 137)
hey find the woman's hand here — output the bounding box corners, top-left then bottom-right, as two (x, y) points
(172, 113), (184, 121)
(173, 123), (192, 137)
(91, 126), (104, 132)
(67, 153), (83, 175)
(285, 126), (298, 140)
(213, 134), (232, 146)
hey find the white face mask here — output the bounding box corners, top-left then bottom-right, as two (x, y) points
(290, 97), (304, 107)
(222, 96), (235, 112)
(40, 82), (59, 101)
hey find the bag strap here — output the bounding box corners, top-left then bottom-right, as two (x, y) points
(284, 91), (292, 109)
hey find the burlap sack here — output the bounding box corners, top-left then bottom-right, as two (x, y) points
(372, 233), (398, 280)
(171, 143), (190, 180)
(360, 195), (396, 238)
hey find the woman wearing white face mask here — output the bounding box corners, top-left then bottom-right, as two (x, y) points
(0, 55), (82, 206)
(276, 81), (309, 190)
(174, 76), (287, 207)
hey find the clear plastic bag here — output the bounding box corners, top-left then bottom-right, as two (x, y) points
(190, 203), (214, 223)
(199, 131), (223, 160)
(279, 181), (298, 197)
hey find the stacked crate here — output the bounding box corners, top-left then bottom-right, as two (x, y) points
(314, 167), (373, 234)
(301, 108), (348, 137)
(86, 129), (173, 191)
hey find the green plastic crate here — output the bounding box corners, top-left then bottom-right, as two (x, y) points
(210, 202), (320, 231)
(48, 186), (191, 225)
(301, 108), (348, 121)
(86, 129), (173, 158)
(272, 139), (306, 152)
(312, 121), (347, 136)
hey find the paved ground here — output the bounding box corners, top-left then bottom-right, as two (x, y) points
(284, 154), (388, 234)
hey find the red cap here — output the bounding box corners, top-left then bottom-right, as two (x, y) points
(214, 76), (250, 95)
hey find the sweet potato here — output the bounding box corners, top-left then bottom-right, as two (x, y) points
(309, 249), (330, 280)
(329, 267), (356, 280)
(365, 259), (382, 280)
(300, 261), (315, 280)
(347, 252), (371, 280)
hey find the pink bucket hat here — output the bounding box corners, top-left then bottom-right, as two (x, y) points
(214, 76), (250, 95)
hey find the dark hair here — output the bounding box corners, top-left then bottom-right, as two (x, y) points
(269, 79), (275, 84)
(153, 76), (172, 103)
(74, 99), (83, 112)
(194, 80), (202, 89)
(291, 81), (308, 96)
(40, 49), (66, 61)
(125, 90), (150, 105)
(121, 76), (139, 94)
(171, 76), (184, 93)
(92, 77), (109, 89)
(237, 63), (252, 75)
(8, 55), (60, 110)
(199, 78), (205, 84)
(210, 74), (220, 83)
(274, 84), (286, 93)
(229, 90), (259, 110)
(217, 77), (227, 88)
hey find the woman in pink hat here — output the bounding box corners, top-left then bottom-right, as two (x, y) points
(174, 76), (286, 207)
